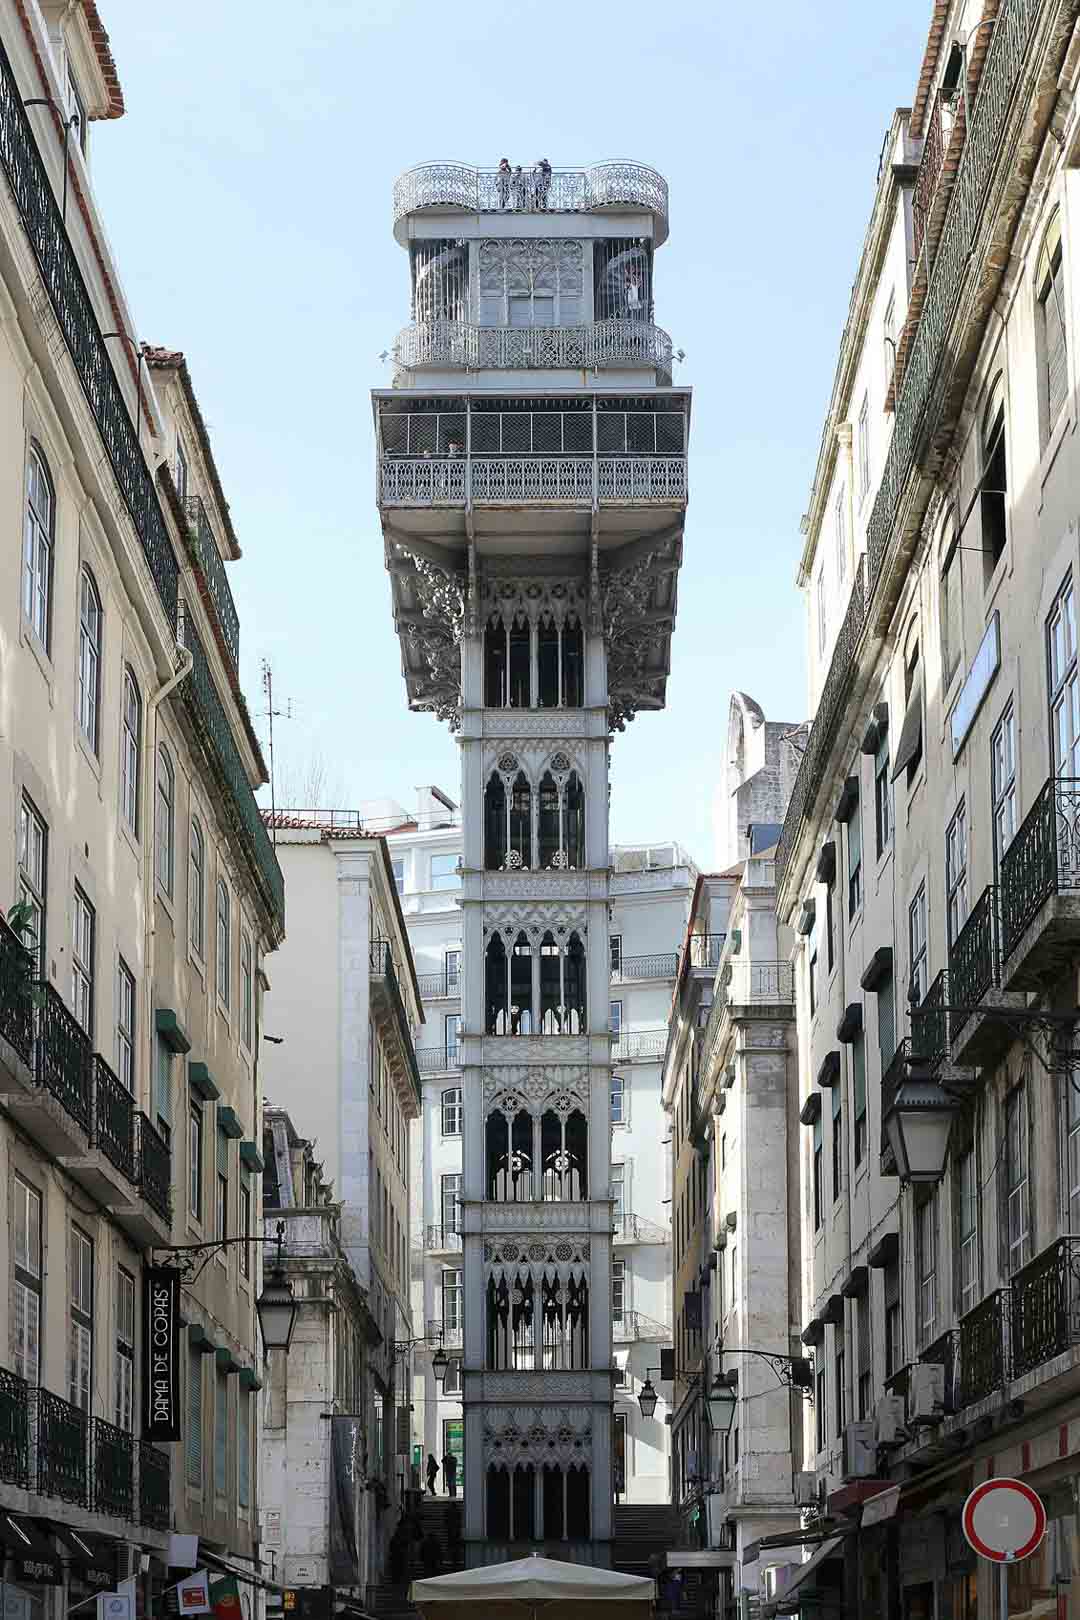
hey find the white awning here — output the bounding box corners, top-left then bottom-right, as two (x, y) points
(412, 1555), (654, 1612)
(771, 1538), (844, 1615)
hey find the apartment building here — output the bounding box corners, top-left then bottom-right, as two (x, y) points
(0, 4), (282, 1613)
(777, 2), (1080, 1615)
(258, 817), (422, 1580)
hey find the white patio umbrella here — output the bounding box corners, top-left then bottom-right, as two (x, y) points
(411, 1554), (655, 1620)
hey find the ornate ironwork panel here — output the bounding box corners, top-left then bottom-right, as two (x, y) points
(93, 1055), (136, 1181)
(1010, 1237), (1080, 1379)
(611, 952), (678, 982)
(34, 981), (91, 1132)
(0, 914), (33, 1063)
(683, 934), (725, 971)
(181, 622), (285, 927)
(34, 1388), (89, 1504)
(879, 1038), (910, 1175)
(186, 496), (239, 669)
(920, 1328), (960, 1412)
(1000, 777), (1080, 961)
(92, 1416), (135, 1518)
(611, 1030), (667, 1062)
(394, 319), (673, 380)
(392, 161), (670, 242)
(912, 92), (948, 264)
(949, 885), (1000, 1020)
(958, 1289), (1010, 1406)
(415, 1045), (461, 1075)
(137, 1112), (171, 1220)
(911, 972), (948, 1070)
(0, 1369), (30, 1489)
(139, 1441), (171, 1529)
(0, 40), (179, 627)
(371, 941), (422, 1103)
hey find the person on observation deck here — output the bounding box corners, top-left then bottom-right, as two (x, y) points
(496, 158), (512, 208)
(510, 165), (525, 210)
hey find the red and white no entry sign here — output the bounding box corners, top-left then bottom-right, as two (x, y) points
(962, 1479), (1047, 1563)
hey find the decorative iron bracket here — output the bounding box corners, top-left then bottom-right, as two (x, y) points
(152, 1219), (285, 1284)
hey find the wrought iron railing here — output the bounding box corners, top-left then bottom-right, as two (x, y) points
(33, 981), (92, 1132)
(911, 972), (948, 1071)
(959, 1289), (1010, 1407)
(425, 1318), (463, 1350)
(395, 319), (674, 378)
(33, 1388), (89, 1504)
(612, 1213), (670, 1244)
(919, 1328), (960, 1413)
(392, 161), (670, 241)
(1000, 776), (1080, 962)
(381, 404), (686, 457)
(776, 561), (867, 891)
(136, 1111), (171, 1220)
(0, 1369), (30, 1488)
(611, 952), (679, 982)
(912, 91), (951, 264)
(613, 1310), (672, 1342)
(139, 1439), (171, 1529)
(416, 970), (461, 999)
(92, 1415), (135, 1518)
(424, 1224), (463, 1252)
(182, 619), (285, 928)
(949, 885), (1001, 1025)
(186, 496), (239, 669)
(683, 934), (726, 972)
(379, 455), (687, 508)
(415, 1044), (461, 1074)
(0, 914), (33, 1063)
(879, 1039), (910, 1175)
(370, 941), (422, 1102)
(611, 1030), (668, 1062)
(1010, 1236), (1080, 1380)
(721, 959), (796, 1006)
(93, 1054), (136, 1180)
(0, 40), (179, 627)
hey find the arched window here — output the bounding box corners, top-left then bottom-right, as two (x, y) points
(485, 933), (508, 1034)
(77, 566), (102, 752)
(1037, 210), (1067, 447)
(486, 1108), (534, 1201)
(538, 772), (560, 868)
(564, 932), (586, 1031)
(541, 1108), (588, 1200)
(486, 930), (533, 1034)
(611, 1073), (626, 1124)
(564, 772), (585, 868)
(486, 1465), (537, 1541)
(510, 932), (533, 1033)
(485, 768), (532, 869)
(487, 1271), (536, 1369)
(120, 668), (141, 832)
(484, 774), (507, 869)
(23, 444), (54, 649)
(980, 375), (1007, 576)
(538, 765), (586, 869)
(155, 746), (175, 894)
(562, 617), (584, 706)
(538, 617), (559, 706)
(484, 617), (507, 706)
(541, 1273), (589, 1369)
(539, 932), (561, 1032)
(441, 1088), (463, 1135)
(189, 818), (205, 957)
(216, 879), (231, 1006)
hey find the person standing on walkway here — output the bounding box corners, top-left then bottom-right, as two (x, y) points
(441, 1449), (458, 1498)
(426, 1453), (439, 1496)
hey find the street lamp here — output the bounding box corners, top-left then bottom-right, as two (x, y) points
(431, 1343), (450, 1384)
(882, 1061), (960, 1185)
(256, 1261), (298, 1353)
(705, 1374), (738, 1435)
(638, 1377), (660, 1419)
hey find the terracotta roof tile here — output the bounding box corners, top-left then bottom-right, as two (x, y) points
(80, 0), (124, 120)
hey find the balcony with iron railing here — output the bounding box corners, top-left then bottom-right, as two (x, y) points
(92, 1054), (136, 1182)
(394, 319), (673, 381)
(417, 969), (461, 999)
(779, 0), (1048, 898)
(910, 972), (948, 1073)
(611, 951), (678, 983)
(958, 1288), (1010, 1408)
(139, 1438), (171, 1529)
(425, 1318), (463, 1351)
(136, 1112), (172, 1223)
(93, 1415), (135, 1518)
(1000, 776), (1080, 987)
(185, 495), (239, 670)
(1010, 1237), (1080, 1382)
(0, 914), (34, 1065)
(613, 1309), (672, 1343)
(919, 1328), (959, 1414)
(0, 1369), (30, 1489)
(948, 885), (1023, 1066)
(612, 1213), (670, 1245)
(415, 1044), (461, 1075)
(370, 941), (422, 1104)
(611, 1029), (668, 1063)
(911, 89), (959, 268)
(424, 1224), (463, 1254)
(879, 1039), (909, 1176)
(392, 161), (670, 245)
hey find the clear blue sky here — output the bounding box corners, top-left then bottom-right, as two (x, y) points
(93, 0), (926, 870)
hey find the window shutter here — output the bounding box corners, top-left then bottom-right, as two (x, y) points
(892, 677), (924, 781)
(1046, 262), (1068, 426)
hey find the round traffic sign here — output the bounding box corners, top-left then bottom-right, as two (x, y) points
(962, 1479), (1047, 1563)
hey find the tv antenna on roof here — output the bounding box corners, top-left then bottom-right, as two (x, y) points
(261, 660), (293, 844)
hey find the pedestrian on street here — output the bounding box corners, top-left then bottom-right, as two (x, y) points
(426, 1453), (439, 1495)
(441, 1449), (458, 1498)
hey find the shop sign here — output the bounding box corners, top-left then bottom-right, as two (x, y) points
(143, 1267), (182, 1441)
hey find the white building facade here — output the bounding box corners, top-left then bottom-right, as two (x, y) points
(376, 158), (688, 1563)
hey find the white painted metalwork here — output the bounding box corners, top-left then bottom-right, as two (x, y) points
(392, 161), (670, 244)
(393, 319), (673, 379)
(378, 456), (686, 507)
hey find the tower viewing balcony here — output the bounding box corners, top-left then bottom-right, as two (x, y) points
(392, 160), (670, 245)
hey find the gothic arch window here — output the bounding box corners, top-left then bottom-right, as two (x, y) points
(539, 772), (560, 868)
(541, 1273), (589, 1370)
(538, 763), (586, 869)
(484, 759), (535, 871)
(564, 932), (586, 1031)
(486, 1108), (534, 1201)
(542, 1108), (588, 1200)
(540, 932), (562, 1032)
(478, 238), (584, 329)
(485, 932), (534, 1034)
(562, 617), (584, 706)
(509, 772), (532, 867)
(565, 773), (585, 868)
(486, 1465), (537, 1540)
(485, 933), (507, 1033)
(485, 774), (507, 870)
(485, 616), (507, 707)
(486, 1271), (535, 1370)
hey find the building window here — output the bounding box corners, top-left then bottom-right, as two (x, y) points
(239, 1178), (252, 1279)
(441, 1173), (461, 1236)
(611, 1162), (626, 1227)
(874, 731), (892, 858)
(445, 1013), (460, 1065)
(847, 798), (862, 918)
(116, 956), (136, 1092)
(442, 1268), (463, 1332)
(430, 853), (460, 892)
(216, 1126), (229, 1245)
(23, 445), (53, 650)
(945, 801), (968, 948)
(155, 747), (175, 895)
(121, 669), (141, 834)
(154, 1034), (172, 1142)
(610, 934), (622, 974)
(877, 973), (896, 1071)
(72, 885), (95, 1036)
(909, 885), (928, 1004)
(883, 291), (896, 380)
(441, 1087), (462, 1135)
(858, 394), (871, 499)
(884, 1258), (902, 1379)
(831, 1084), (843, 1203)
(956, 1144), (979, 1318)
(77, 566), (102, 752)
(445, 949), (461, 993)
(813, 1114), (823, 1231)
(214, 1372), (228, 1495)
(442, 1358), (462, 1395)
(991, 702), (1017, 865)
(69, 1226), (93, 1412)
(238, 1388), (250, 1509)
(1036, 212), (1067, 446)
(916, 1192), (937, 1348)
(189, 1099), (203, 1220)
(14, 1176), (42, 1385)
(980, 377), (1008, 577)
(836, 483), (848, 582)
(610, 1000), (623, 1038)
(18, 794), (48, 976)
(835, 1345), (846, 1439)
(940, 531), (962, 692)
(853, 1035), (867, 1168)
(611, 1073), (626, 1124)
(115, 1267), (135, 1432)
(825, 880), (835, 973)
(856, 1292), (871, 1420)
(390, 856), (405, 895)
(216, 880), (231, 1006)
(815, 1368), (826, 1453)
(817, 570), (827, 654)
(241, 933), (254, 1049)
(809, 947), (818, 1017)
(1048, 575), (1079, 776)
(1005, 1083), (1031, 1274)
(189, 820), (205, 957)
(186, 1346), (203, 1487)
(612, 1258), (625, 1324)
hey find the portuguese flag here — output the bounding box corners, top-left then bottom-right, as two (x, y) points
(209, 1576), (241, 1620)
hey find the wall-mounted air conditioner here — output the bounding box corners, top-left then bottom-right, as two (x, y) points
(842, 1420), (876, 1479)
(909, 1362), (946, 1423)
(875, 1395), (906, 1446)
